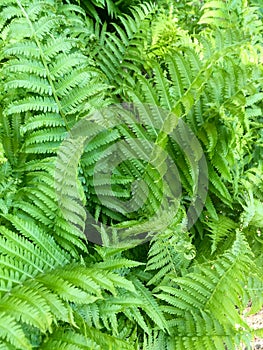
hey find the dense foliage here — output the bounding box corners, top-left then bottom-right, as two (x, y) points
(0, 0), (262, 349)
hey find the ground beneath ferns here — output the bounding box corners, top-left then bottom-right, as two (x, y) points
(242, 309), (263, 349)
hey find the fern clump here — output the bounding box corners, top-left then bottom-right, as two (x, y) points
(0, 0), (262, 349)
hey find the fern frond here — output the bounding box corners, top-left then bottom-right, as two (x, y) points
(146, 221), (195, 285)
(21, 113), (65, 133)
(96, 3), (155, 88)
(5, 96), (59, 115)
(0, 313), (31, 350)
(0, 214), (144, 347)
(4, 41), (40, 59)
(3, 58), (47, 77)
(128, 276), (168, 332)
(40, 329), (100, 350)
(207, 215), (237, 253)
(154, 311), (248, 350)
(156, 232), (254, 327)
(4, 76), (52, 95)
(199, 1), (229, 28)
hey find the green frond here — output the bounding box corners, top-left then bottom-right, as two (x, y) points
(199, 1), (229, 28)
(4, 76), (52, 95)
(146, 223), (195, 285)
(7, 215), (70, 264)
(0, 214), (145, 346)
(0, 3), (22, 32)
(43, 37), (72, 59)
(21, 113), (65, 133)
(5, 96), (58, 115)
(152, 63), (173, 110)
(207, 215), (237, 253)
(0, 314), (31, 350)
(34, 16), (58, 40)
(3, 59), (47, 77)
(4, 42), (40, 59)
(61, 84), (107, 115)
(208, 164), (232, 206)
(78, 325), (135, 350)
(55, 71), (95, 98)
(0, 283), (55, 332)
(50, 53), (88, 78)
(94, 257), (143, 271)
(24, 127), (66, 153)
(156, 233), (254, 327)
(96, 3), (155, 87)
(41, 329), (100, 350)
(128, 276), (168, 332)
(158, 311), (248, 350)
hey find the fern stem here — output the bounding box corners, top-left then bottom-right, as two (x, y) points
(16, 0), (70, 131)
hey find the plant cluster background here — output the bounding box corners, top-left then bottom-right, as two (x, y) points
(0, 0), (262, 349)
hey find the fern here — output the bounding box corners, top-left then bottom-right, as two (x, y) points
(0, 0), (262, 349)
(146, 220), (196, 285)
(41, 329), (101, 350)
(143, 312), (250, 350)
(0, 0), (110, 253)
(154, 233), (255, 348)
(0, 214), (155, 348)
(95, 3), (156, 93)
